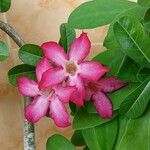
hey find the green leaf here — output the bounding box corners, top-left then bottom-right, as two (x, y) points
(73, 107), (118, 130)
(109, 83), (140, 111)
(113, 16), (150, 68)
(86, 101), (97, 114)
(93, 49), (140, 82)
(59, 23), (76, 53)
(117, 56), (140, 82)
(116, 107), (150, 150)
(137, 67), (150, 82)
(8, 64), (36, 86)
(69, 102), (78, 116)
(119, 76), (150, 118)
(138, 0), (150, 7)
(114, 116), (129, 150)
(46, 134), (75, 150)
(87, 83), (140, 114)
(71, 130), (85, 146)
(18, 44), (43, 66)
(143, 8), (150, 33)
(0, 0), (11, 12)
(104, 5), (147, 50)
(93, 49), (125, 76)
(82, 118), (118, 150)
(0, 41), (9, 61)
(68, 0), (136, 29)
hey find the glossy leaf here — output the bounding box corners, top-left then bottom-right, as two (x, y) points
(109, 83), (140, 111)
(93, 49), (125, 76)
(71, 130), (85, 146)
(93, 49), (140, 82)
(137, 67), (150, 82)
(87, 83), (140, 113)
(117, 56), (140, 82)
(46, 134), (75, 150)
(0, 0), (11, 12)
(104, 5), (147, 50)
(73, 107), (118, 130)
(119, 76), (150, 118)
(114, 116), (129, 150)
(18, 44), (43, 66)
(86, 101), (97, 114)
(116, 107), (150, 150)
(113, 16), (150, 68)
(0, 41), (9, 61)
(138, 0), (150, 7)
(59, 23), (76, 53)
(143, 8), (150, 33)
(69, 102), (78, 116)
(82, 118), (118, 150)
(8, 64), (36, 86)
(68, 0), (136, 29)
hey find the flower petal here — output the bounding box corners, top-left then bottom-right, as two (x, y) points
(54, 85), (76, 103)
(99, 76), (127, 93)
(25, 96), (49, 123)
(79, 61), (109, 80)
(93, 91), (112, 118)
(41, 42), (68, 66)
(49, 95), (70, 127)
(17, 77), (39, 97)
(68, 76), (85, 106)
(36, 57), (52, 82)
(69, 32), (91, 63)
(39, 68), (66, 89)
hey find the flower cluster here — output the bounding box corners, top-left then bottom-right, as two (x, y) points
(17, 33), (126, 127)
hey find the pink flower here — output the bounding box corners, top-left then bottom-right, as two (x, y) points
(17, 58), (75, 127)
(85, 77), (126, 118)
(39, 32), (109, 106)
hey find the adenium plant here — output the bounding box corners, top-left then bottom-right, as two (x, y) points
(0, 0), (150, 150)
(17, 33), (126, 127)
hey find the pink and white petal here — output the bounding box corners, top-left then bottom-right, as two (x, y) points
(17, 77), (39, 97)
(69, 32), (91, 63)
(36, 57), (52, 82)
(25, 95), (49, 123)
(99, 76), (127, 93)
(49, 95), (70, 128)
(39, 68), (66, 89)
(93, 91), (112, 118)
(68, 76), (85, 106)
(54, 85), (76, 103)
(41, 42), (68, 66)
(79, 61), (109, 80)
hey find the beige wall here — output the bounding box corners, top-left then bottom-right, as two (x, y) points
(0, 0), (108, 149)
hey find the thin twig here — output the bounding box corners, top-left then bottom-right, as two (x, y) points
(0, 20), (35, 150)
(0, 20), (24, 47)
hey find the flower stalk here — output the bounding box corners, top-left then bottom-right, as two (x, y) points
(0, 20), (35, 150)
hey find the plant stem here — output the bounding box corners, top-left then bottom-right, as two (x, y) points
(0, 20), (24, 47)
(24, 97), (36, 150)
(0, 20), (35, 150)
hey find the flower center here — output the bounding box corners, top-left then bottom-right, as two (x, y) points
(88, 82), (99, 92)
(65, 62), (77, 76)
